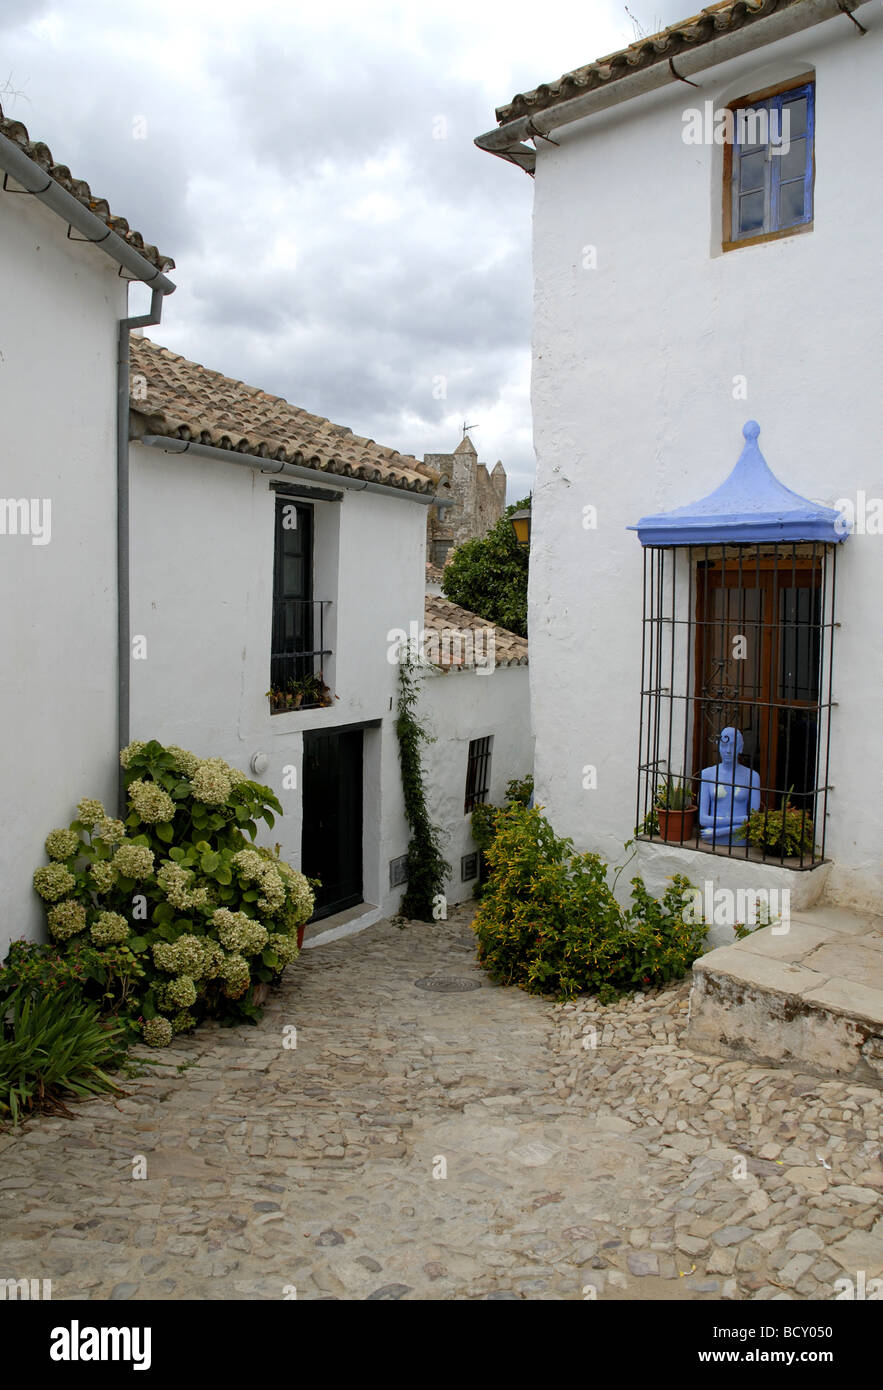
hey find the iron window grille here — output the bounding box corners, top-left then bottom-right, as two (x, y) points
(464, 736), (493, 814)
(270, 498), (333, 712)
(635, 542), (836, 868)
(461, 852), (479, 882)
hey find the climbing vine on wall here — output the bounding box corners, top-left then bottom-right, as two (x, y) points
(395, 644), (450, 921)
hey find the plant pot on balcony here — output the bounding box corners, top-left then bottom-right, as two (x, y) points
(297, 924), (307, 950)
(656, 806), (697, 844)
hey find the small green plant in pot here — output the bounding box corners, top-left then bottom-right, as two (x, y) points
(653, 778), (697, 844)
(741, 793), (815, 859)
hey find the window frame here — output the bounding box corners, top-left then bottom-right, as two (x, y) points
(270, 497), (318, 707)
(693, 554), (822, 814)
(722, 74), (815, 253)
(635, 542), (837, 868)
(464, 735), (493, 814)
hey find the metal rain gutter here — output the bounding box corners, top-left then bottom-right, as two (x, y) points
(135, 435), (439, 505)
(0, 130), (175, 291)
(474, 0), (864, 173)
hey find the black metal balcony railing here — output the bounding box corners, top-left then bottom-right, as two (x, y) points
(269, 599), (333, 712)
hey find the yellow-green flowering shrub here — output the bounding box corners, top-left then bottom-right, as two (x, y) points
(472, 804), (706, 1002)
(31, 739), (314, 1046)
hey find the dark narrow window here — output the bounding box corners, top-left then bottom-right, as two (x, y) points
(270, 498), (314, 708)
(465, 736), (493, 813)
(724, 79), (814, 250)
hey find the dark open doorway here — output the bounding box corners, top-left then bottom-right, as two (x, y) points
(301, 727), (363, 921)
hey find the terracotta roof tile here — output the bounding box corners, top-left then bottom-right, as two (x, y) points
(423, 594), (528, 669)
(0, 103), (173, 273)
(495, 0), (808, 124)
(130, 335), (438, 495)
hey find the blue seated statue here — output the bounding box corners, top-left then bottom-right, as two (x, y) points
(698, 727), (760, 845)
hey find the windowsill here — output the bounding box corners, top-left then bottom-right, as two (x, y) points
(722, 220), (812, 254)
(269, 699), (336, 716)
(635, 833), (827, 873)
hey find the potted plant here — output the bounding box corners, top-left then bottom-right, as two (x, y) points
(653, 777), (697, 843)
(266, 673), (337, 713)
(740, 791), (815, 859)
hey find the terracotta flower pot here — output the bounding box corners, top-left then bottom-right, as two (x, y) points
(297, 924), (306, 950)
(656, 806), (697, 843)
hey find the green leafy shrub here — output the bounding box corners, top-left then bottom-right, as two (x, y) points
(441, 499), (530, 637)
(0, 985), (126, 1126)
(741, 796), (815, 857)
(29, 739), (314, 1046)
(469, 775), (534, 896)
(469, 802), (500, 853)
(504, 774), (534, 807)
(471, 804), (706, 1001)
(470, 773), (534, 852)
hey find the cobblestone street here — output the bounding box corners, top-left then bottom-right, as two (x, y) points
(1, 904), (881, 1301)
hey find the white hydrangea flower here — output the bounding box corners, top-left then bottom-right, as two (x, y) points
(156, 860), (209, 910)
(33, 863), (77, 902)
(218, 952), (250, 999)
(119, 740), (147, 769)
(77, 798), (106, 828)
(212, 908), (268, 955)
(90, 911), (129, 946)
(88, 860), (117, 893)
(112, 843), (155, 879)
(44, 828), (81, 861)
(128, 779), (176, 824)
(143, 1016), (173, 1048)
(166, 745), (201, 777)
(95, 817), (127, 845)
(47, 899), (87, 940)
(152, 934), (208, 977)
(189, 760), (232, 806)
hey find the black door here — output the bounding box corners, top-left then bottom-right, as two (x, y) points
(302, 728), (363, 921)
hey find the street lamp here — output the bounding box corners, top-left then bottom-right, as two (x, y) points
(510, 504), (531, 548)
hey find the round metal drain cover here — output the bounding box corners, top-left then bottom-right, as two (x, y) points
(415, 975), (481, 993)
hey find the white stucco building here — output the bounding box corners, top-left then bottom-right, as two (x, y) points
(420, 594), (532, 906)
(128, 335), (441, 935)
(477, 0), (883, 944)
(1, 103), (533, 957)
(0, 106), (175, 957)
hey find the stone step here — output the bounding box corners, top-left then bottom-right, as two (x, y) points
(685, 903), (883, 1084)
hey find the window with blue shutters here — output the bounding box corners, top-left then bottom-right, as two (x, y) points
(724, 78), (814, 249)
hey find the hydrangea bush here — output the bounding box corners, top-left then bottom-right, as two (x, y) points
(31, 740), (314, 1046)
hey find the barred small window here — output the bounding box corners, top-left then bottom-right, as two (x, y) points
(636, 542), (836, 868)
(465, 736), (493, 814)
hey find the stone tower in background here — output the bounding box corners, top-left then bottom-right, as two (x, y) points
(424, 435), (507, 569)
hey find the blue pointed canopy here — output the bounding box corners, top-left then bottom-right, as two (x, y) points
(629, 422), (847, 547)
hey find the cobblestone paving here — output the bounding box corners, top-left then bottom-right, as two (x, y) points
(0, 904), (880, 1301)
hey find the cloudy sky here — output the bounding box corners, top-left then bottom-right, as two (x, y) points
(2, 0), (686, 499)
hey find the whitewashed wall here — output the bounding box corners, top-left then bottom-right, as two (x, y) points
(129, 443), (428, 918)
(529, 9), (883, 923)
(421, 664), (532, 906)
(0, 192), (126, 956)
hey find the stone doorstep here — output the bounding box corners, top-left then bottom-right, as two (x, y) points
(687, 912), (883, 1083)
